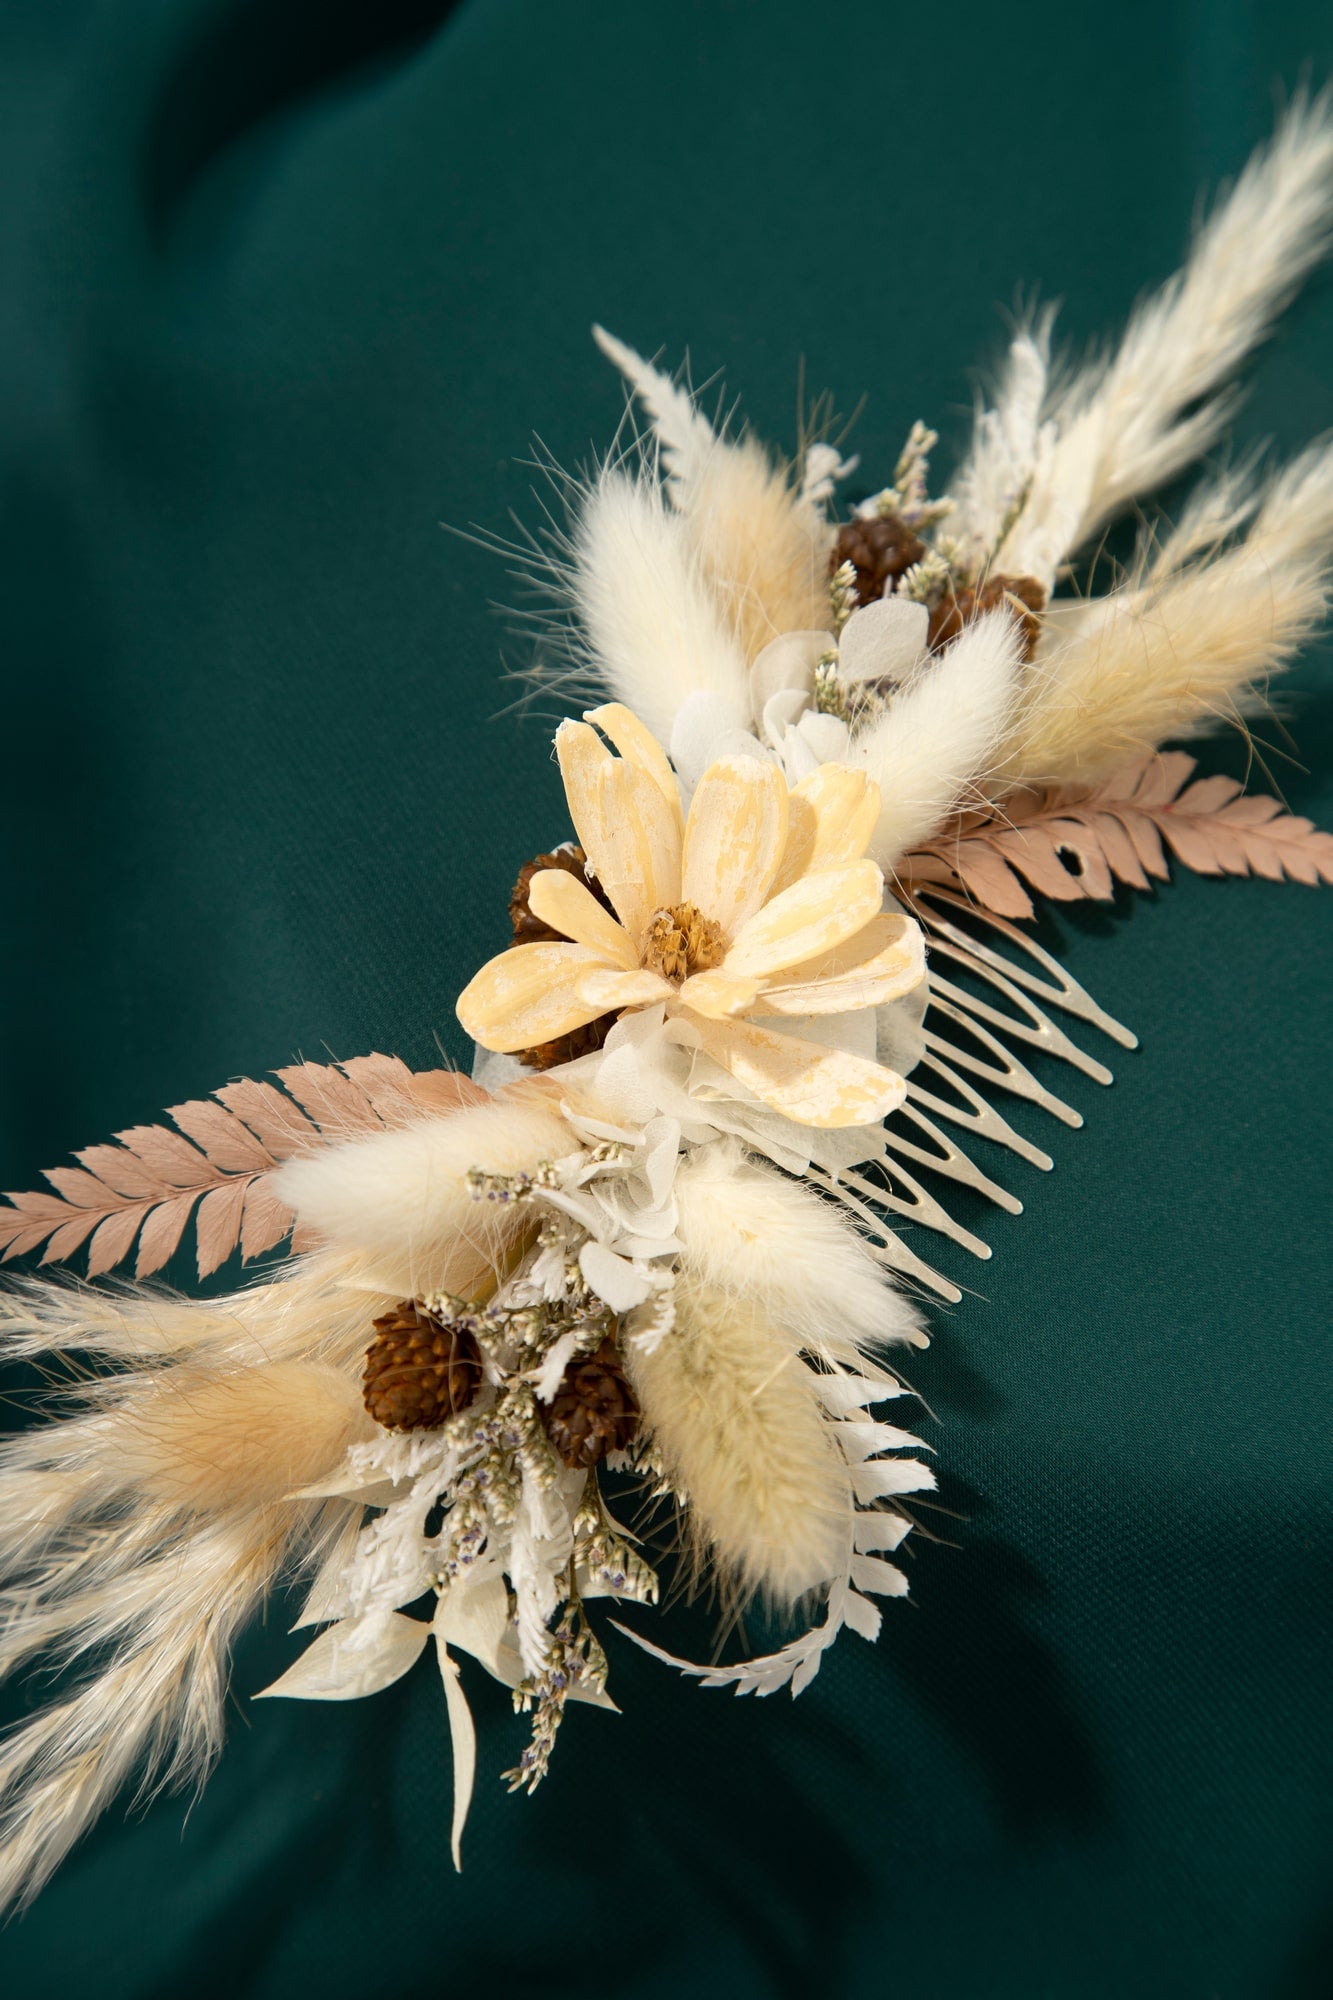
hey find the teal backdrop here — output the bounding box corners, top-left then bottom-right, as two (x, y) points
(1, 2), (1331, 1995)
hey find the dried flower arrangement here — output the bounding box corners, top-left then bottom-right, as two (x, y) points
(2, 98), (1333, 1911)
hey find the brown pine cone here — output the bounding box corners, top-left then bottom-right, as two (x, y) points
(508, 844), (619, 1068)
(832, 513), (927, 608)
(543, 1336), (639, 1469)
(927, 573), (1047, 661)
(363, 1301), (483, 1432)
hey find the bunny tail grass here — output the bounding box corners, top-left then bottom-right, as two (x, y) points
(854, 610), (1024, 865)
(673, 1142), (926, 1360)
(569, 462), (751, 747)
(594, 326), (834, 668)
(627, 1276), (854, 1612)
(997, 436), (1333, 788)
(272, 1094), (579, 1301)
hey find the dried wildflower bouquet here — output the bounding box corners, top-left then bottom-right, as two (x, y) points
(3, 99), (1333, 1909)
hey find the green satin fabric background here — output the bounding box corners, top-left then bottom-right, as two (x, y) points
(1, 2), (1331, 1994)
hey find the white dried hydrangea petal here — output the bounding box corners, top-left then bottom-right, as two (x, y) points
(838, 595), (929, 684)
(669, 690), (769, 790)
(749, 629), (829, 715)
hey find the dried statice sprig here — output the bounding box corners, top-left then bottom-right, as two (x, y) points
(813, 651), (887, 728)
(573, 1476), (659, 1605)
(504, 1588), (610, 1794)
(861, 421), (956, 533)
(829, 556), (859, 631)
(896, 548), (954, 606)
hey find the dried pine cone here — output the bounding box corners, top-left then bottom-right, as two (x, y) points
(927, 573), (1047, 661)
(517, 1014), (619, 1071)
(508, 844), (618, 1068)
(544, 1336), (639, 1469)
(363, 1300), (483, 1432)
(832, 513), (927, 608)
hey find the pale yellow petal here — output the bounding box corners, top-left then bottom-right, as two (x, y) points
(757, 912), (926, 1015)
(584, 703), (683, 831)
(591, 760), (683, 942)
(677, 969), (762, 1019)
(692, 1016), (907, 1128)
(575, 967), (674, 1012)
(556, 718), (681, 940)
(680, 755), (789, 936)
(527, 869), (639, 968)
(554, 719), (614, 860)
(456, 942), (613, 1053)
(772, 765), (882, 893)
(775, 791), (819, 894)
(724, 861), (885, 979)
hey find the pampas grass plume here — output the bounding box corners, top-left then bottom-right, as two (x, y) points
(117, 1360), (373, 1515)
(998, 438), (1333, 788)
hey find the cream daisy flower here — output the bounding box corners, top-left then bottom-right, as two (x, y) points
(457, 704), (925, 1128)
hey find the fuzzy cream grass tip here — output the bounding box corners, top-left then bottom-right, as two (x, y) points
(273, 1096), (579, 1302)
(593, 327), (835, 667)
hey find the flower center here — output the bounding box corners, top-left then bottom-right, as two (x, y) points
(640, 902), (727, 983)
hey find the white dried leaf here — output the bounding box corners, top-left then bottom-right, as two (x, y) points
(256, 1611), (430, 1702)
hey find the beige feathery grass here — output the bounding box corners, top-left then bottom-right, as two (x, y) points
(592, 328), (833, 670)
(114, 1360), (373, 1514)
(273, 1096), (579, 1303)
(673, 1143), (925, 1360)
(685, 433), (833, 664)
(995, 440), (1333, 789)
(627, 1274), (852, 1611)
(571, 464), (752, 744)
(987, 95), (1333, 584)
(0, 1504), (340, 1915)
(0, 1250), (396, 1373)
(0, 1259), (400, 1912)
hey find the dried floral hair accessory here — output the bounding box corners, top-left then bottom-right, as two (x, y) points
(2, 97), (1333, 1912)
